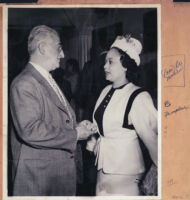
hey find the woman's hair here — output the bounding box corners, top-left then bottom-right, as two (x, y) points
(111, 47), (140, 84)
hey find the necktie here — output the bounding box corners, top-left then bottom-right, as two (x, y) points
(48, 74), (73, 124)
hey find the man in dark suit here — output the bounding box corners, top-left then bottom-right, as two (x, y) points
(10, 25), (96, 196)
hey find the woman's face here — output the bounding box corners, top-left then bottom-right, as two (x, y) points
(104, 48), (127, 83)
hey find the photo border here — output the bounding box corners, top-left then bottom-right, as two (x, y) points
(3, 4), (161, 200)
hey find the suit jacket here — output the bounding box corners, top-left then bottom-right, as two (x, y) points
(10, 63), (78, 196)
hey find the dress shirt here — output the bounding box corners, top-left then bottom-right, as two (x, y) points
(29, 61), (73, 123)
(29, 61), (51, 85)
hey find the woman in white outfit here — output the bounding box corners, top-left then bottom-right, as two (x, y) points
(86, 35), (157, 196)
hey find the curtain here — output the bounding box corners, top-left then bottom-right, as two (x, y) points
(78, 26), (93, 70)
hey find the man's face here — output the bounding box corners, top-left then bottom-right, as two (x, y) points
(44, 33), (64, 71)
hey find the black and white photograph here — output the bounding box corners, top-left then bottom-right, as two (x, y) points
(3, 5), (161, 199)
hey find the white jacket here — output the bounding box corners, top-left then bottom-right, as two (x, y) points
(87, 83), (157, 175)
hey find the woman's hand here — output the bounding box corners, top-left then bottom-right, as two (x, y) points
(78, 120), (97, 133)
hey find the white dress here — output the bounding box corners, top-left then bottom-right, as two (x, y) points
(87, 82), (157, 195)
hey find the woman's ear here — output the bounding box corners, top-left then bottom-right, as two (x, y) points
(38, 42), (46, 55)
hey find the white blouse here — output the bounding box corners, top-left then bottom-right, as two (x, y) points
(87, 83), (157, 175)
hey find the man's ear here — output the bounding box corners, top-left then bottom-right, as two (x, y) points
(38, 42), (46, 55)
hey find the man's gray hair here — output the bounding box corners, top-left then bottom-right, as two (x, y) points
(28, 25), (58, 55)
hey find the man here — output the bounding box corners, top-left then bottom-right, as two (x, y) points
(10, 25), (96, 196)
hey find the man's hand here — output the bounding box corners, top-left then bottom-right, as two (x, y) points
(78, 120), (97, 132)
(76, 120), (97, 140)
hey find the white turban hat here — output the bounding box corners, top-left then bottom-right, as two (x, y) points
(111, 35), (142, 66)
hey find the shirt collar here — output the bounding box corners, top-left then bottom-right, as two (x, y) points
(29, 61), (50, 80)
(112, 82), (131, 90)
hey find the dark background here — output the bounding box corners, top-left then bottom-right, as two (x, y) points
(8, 7), (158, 196)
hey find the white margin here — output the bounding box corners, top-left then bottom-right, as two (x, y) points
(3, 5), (8, 200)
(157, 4), (162, 200)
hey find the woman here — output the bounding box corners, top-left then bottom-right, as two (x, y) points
(86, 35), (157, 196)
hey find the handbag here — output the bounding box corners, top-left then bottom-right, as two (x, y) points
(140, 164), (158, 196)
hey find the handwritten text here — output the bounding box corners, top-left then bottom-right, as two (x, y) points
(165, 106), (189, 118)
(162, 60), (183, 81)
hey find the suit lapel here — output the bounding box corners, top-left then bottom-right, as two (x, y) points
(24, 63), (68, 113)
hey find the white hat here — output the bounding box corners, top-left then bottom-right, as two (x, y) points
(111, 35), (142, 66)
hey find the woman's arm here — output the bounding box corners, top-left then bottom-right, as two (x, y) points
(86, 135), (99, 155)
(130, 91), (158, 166)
